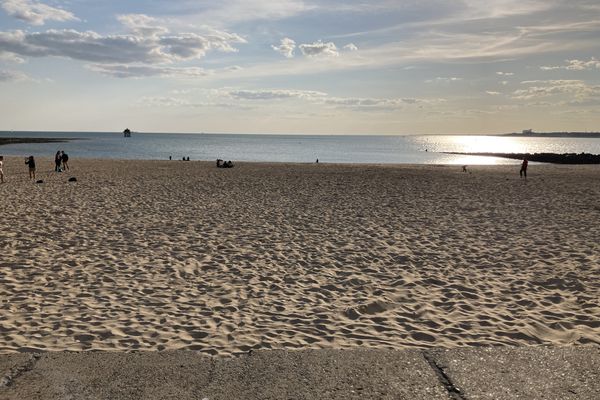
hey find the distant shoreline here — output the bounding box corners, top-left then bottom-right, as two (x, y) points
(0, 137), (73, 146)
(501, 132), (600, 138)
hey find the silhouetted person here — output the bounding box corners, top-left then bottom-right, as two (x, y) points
(520, 158), (528, 178)
(25, 156), (36, 180)
(55, 151), (62, 172)
(61, 151), (69, 171)
(216, 159), (223, 167)
(316, 158), (319, 163)
(0, 155), (4, 183)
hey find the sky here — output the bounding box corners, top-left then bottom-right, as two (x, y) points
(0, 0), (599, 135)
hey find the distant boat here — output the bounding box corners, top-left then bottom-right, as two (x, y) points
(123, 128), (131, 137)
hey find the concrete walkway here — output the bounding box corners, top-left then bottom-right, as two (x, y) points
(0, 346), (598, 399)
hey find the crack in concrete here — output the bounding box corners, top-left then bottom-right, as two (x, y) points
(422, 350), (467, 400)
(0, 353), (42, 388)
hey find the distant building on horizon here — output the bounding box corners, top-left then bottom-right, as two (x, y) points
(522, 129), (533, 135)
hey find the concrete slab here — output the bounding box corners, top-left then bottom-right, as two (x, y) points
(0, 352), (214, 400)
(0, 349), (450, 400)
(431, 346), (600, 400)
(0, 354), (33, 387)
(206, 349), (449, 400)
(1, 347), (598, 400)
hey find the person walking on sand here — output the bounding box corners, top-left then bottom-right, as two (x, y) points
(0, 156), (4, 183)
(61, 151), (69, 171)
(25, 155), (36, 180)
(520, 158), (528, 178)
(54, 150), (62, 172)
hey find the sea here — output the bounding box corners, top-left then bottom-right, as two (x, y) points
(1, 131), (600, 165)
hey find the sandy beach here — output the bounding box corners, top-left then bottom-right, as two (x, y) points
(0, 157), (598, 355)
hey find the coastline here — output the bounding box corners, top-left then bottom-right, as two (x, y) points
(0, 159), (598, 355)
(0, 138), (72, 147)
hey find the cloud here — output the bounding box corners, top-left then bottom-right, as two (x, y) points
(486, 91), (501, 95)
(86, 64), (211, 78)
(1, 0), (78, 26)
(513, 80), (600, 100)
(271, 37), (295, 58)
(175, 0), (313, 26)
(496, 71), (514, 76)
(218, 88), (440, 111)
(138, 96), (191, 107)
(225, 88), (327, 100)
(0, 51), (24, 63)
(299, 40), (338, 57)
(0, 17), (246, 66)
(425, 77), (462, 83)
(540, 58), (600, 71)
(343, 43), (358, 51)
(322, 96), (434, 110)
(0, 68), (28, 81)
(117, 14), (169, 38)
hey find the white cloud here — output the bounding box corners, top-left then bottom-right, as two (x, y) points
(178, 0), (313, 26)
(540, 58), (600, 71)
(271, 37), (296, 58)
(496, 71), (514, 76)
(513, 80), (600, 100)
(117, 14), (169, 38)
(425, 77), (462, 83)
(0, 51), (24, 63)
(486, 91), (501, 95)
(0, 68), (28, 81)
(0, 20), (246, 66)
(299, 40), (338, 57)
(86, 64), (211, 79)
(343, 43), (358, 51)
(225, 88), (327, 100)
(138, 96), (191, 107)
(1, 0), (78, 26)
(218, 88), (439, 111)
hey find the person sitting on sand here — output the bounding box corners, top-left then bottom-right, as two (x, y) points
(61, 151), (69, 171)
(224, 160), (234, 168)
(520, 158), (528, 178)
(216, 159), (223, 167)
(0, 155), (4, 183)
(25, 156), (36, 180)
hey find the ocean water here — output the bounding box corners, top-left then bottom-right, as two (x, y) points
(1, 131), (599, 165)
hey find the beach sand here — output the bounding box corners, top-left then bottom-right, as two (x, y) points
(0, 157), (598, 355)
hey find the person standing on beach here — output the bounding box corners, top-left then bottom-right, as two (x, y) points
(520, 158), (528, 178)
(25, 156), (36, 180)
(55, 151), (62, 172)
(61, 151), (69, 171)
(0, 156), (4, 183)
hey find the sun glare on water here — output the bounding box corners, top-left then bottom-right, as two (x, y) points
(449, 136), (525, 154)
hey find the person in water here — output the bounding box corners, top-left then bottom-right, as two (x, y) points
(25, 156), (36, 180)
(520, 158), (528, 178)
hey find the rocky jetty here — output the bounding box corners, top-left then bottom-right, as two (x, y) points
(0, 137), (70, 146)
(444, 152), (600, 164)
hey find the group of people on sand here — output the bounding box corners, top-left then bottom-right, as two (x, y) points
(0, 151), (73, 183)
(54, 150), (69, 172)
(216, 159), (234, 168)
